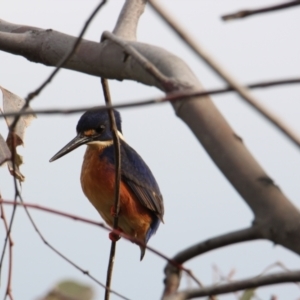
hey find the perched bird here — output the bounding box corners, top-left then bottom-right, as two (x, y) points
(50, 109), (164, 260)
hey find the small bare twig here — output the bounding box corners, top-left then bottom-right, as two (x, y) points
(0, 77), (299, 119)
(149, 0), (300, 149)
(169, 271), (300, 300)
(0, 133), (19, 285)
(222, 0), (300, 21)
(18, 193), (130, 300)
(259, 261), (300, 289)
(0, 197), (14, 300)
(0, 199), (202, 287)
(101, 78), (122, 300)
(9, 0), (108, 131)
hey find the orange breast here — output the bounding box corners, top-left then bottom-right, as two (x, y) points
(80, 145), (153, 242)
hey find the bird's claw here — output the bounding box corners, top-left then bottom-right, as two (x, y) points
(109, 231), (121, 242)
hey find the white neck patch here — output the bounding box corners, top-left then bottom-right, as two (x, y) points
(87, 131), (125, 149)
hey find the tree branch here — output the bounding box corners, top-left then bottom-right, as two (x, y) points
(8, 0), (108, 131)
(165, 271), (300, 300)
(146, 0), (300, 255)
(1, 196), (130, 300)
(175, 227), (261, 264)
(222, 0), (300, 21)
(101, 78), (122, 300)
(0, 77), (299, 119)
(148, 0), (300, 149)
(0, 198), (14, 300)
(113, 0), (147, 40)
(162, 227), (261, 298)
(0, 199), (202, 286)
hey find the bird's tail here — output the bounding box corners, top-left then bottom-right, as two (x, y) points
(140, 245), (146, 261)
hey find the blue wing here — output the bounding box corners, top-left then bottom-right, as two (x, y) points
(100, 140), (164, 225)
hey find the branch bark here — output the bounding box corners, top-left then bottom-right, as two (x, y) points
(113, 0), (146, 40)
(164, 270), (300, 300)
(162, 227), (261, 298)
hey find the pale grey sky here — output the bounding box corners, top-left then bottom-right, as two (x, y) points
(1, 1), (300, 299)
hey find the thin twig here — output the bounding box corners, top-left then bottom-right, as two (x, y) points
(149, 0), (300, 149)
(0, 77), (299, 119)
(0, 134), (19, 284)
(222, 0), (300, 21)
(8, 0), (108, 131)
(0, 198), (14, 300)
(101, 78), (122, 300)
(0, 199), (202, 287)
(16, 194), (130, 300)
(173, 271), (300, 300)
(0, 199), (107, 226)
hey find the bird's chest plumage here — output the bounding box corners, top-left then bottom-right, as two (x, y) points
(80, 145), (153, 240)
(80, 146), (116, 224)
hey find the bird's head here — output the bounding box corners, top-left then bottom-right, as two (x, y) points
(50, 108), (122, 162)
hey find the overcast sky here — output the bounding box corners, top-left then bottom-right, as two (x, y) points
(1, 1), (300, 299)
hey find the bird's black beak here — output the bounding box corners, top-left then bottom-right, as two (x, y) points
(49, 134), (90, 162)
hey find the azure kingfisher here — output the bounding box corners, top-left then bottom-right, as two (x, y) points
(49, 109), (164, 260)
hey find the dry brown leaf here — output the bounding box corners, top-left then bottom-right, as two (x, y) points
(0, 133), (11, 165)
(6, 132), (25, 182)
(0, 86), (36, 144)
(0, 86), (36, 182)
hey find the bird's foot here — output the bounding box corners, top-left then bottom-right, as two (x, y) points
(109, 231), (121, 242)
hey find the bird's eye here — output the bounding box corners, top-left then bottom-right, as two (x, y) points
(96, 125), (105, 134)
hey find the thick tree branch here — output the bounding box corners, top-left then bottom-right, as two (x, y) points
(102, 31), (179, 91)
(174, 227), (261, 264)
(222, 0), (300, 21)
(165, 271), (300, 300)
(113, 0), (146, 40)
